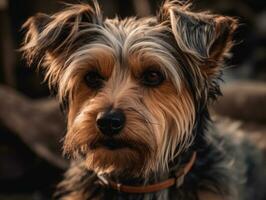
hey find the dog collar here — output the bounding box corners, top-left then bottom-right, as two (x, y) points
(98, 151), (196, 194)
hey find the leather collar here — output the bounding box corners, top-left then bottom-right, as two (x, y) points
(98, 151), (197, 194)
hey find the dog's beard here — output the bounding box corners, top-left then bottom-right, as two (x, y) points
(63, 98), (159, 177)
(64, 129), (157, 177)
(85, 139), (154, 177)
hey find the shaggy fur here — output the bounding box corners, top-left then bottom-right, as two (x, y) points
(21, 0), (265, 199)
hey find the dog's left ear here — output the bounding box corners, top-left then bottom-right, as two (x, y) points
(21, 2), (102, 88)
(21, 3), (102, 64)
(158, 1), (238, 68)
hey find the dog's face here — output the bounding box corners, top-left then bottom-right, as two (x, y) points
(22, 1), (237, 177)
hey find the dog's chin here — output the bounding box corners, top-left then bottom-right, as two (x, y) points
(84, 139), (151, 177)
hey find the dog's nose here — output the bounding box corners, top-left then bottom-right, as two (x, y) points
(96, 109), (126, 136)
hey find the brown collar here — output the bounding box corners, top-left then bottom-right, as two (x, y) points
(98, 151), (197, 194)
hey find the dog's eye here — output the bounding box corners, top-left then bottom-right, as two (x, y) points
(141, 70), (164, 87)
(85, 71), (104, 89)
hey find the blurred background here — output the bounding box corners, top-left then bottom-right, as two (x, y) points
(0, 0), (265, 199)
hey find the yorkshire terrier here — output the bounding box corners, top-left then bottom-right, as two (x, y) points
(21, 0), (265, 199)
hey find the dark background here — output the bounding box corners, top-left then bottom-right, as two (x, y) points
(0, 0), (265, 199)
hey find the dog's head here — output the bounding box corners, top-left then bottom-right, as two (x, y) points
(21, 0), (237, 177)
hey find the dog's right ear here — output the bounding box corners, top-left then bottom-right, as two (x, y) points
(157, 0), (238, 74)
(21, 3), (102, 66)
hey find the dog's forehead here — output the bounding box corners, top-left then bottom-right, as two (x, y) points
(104, 17), (159, 38)
(100, 17), (171, 55)
(81, 18), (179, 78)
(81, 17), (177, 71)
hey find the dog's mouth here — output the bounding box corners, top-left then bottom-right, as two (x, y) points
(91, 138), (130, 150)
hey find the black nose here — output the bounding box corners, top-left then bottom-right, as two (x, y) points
(96, 109), (126, 136)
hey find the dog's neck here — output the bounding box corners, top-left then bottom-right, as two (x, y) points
(97, 150), (196, 194)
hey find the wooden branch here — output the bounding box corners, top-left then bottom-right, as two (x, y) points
(0, 85), (68, 169)
(213, 81), (266, 123)
(0, 0), (7, 10)
(0, 10), (16, 86)
(133, 0), (151, 17)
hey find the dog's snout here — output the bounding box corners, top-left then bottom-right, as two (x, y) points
(96, 109), (126, 136)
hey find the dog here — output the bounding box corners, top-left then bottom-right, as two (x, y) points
(21, 0), (266, 199)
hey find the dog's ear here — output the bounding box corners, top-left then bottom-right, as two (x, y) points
(158, 1), (238, 73)
(21, 3), (102, 65)
(21, 2), (103, 88)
